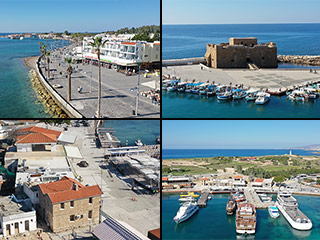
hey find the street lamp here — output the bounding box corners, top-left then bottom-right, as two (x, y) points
(134, 63), (141, 116)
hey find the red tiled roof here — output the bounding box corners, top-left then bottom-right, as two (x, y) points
(200, 177), (209, 181)
(121, 42), (138, 45)
(38, 177), (102, 204)
(18, 126), (61, 137)
(162, 177), (168, 181)
(233, 176), (243, 179)
(254, 178), (264, 182)
(153, 43), (160, 45)
(148, 228), (160, 240)
(16, 132), (58, 144)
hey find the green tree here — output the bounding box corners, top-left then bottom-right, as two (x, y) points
(89, 37), (107, 117)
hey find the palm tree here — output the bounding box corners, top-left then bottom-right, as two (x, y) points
(65, 57), (73, 101)
(46, 51), (51, 80)
(89, 36), (107, 118)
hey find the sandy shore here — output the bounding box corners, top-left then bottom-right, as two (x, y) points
(23, 56), (39, 70)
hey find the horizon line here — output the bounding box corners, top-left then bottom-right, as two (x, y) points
(163, 22), (320, 25)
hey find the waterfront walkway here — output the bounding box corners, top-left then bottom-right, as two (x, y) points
(244, 188), (273, 209)
(197, 191), (210, 207)
(40, 45), (160, 118)
(163, 64), (320, 92)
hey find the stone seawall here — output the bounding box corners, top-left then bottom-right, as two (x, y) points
(278, 55), (320, 66)
(162, 57), (206, 66)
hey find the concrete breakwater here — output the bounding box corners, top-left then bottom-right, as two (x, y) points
(29, 69), (68, 118)
(278, 55), (320, 66)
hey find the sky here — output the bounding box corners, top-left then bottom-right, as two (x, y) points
(163, 120), (320, 149)
(163, 0), (320, 24)
(0, 0), (159, 33)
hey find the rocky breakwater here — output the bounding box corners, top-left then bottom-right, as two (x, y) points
(278, 55), (320, 66)
(29, 69), (68, 118)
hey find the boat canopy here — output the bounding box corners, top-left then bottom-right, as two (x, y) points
(178, 82), (188, 86)
(168, 80), (180, 84)
(208, 85), (216, 89)
(187, 82), (203, 86)
(233, 88), (243, 92)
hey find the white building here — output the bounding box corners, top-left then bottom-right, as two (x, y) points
(82, 37), (160, 69)
(0, 197), (37, 238)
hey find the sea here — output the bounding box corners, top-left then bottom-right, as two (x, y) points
(162, 24), (320, 118)
(162, 149), (318, 159)
(162, 194), (320, 240)
(102, 120), (160, 146)
(0, 34), (70, 118)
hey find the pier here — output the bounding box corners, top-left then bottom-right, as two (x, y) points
(197, 191), (210, 207)
(244, 188), (273, 209)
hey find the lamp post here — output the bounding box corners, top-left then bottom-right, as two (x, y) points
(135, 63), (141, 116)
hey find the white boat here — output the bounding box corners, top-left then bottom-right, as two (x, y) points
(167, 86), (177, 92)
(276, 192), (312, 230)
(268, 205), (280, 219)
(173, 202), (199, 223)
(236, 202), (256, 234)
(178, 196), (197, 202)
(135, 138), (143, 146)
(20, 37), (24, 40)
(255, 92), (270, 105)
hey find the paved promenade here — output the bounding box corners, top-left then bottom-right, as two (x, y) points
(40, 45), (160, 118)
(163, 64), (320, 92)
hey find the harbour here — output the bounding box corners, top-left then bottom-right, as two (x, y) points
(162, 193), (320, 239)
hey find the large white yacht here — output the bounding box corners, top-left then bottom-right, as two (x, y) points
(276, 192), (312, 230)
(173, 202), (199, 223)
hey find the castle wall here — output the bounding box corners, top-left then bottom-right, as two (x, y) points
(230, 38), (257, 46)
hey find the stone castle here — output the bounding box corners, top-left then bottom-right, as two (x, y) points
(204, 37), (278, 68)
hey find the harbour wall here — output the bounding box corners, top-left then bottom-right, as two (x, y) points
(162, 57), (206, 66)
(36, 56), (84, 118)
(278, 55), (320, 66)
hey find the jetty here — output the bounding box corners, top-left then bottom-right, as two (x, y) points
(243, 188), (273, 209)
(197, 191), (210, 207)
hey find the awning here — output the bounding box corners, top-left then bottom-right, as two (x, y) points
(58, 132), (76, 144)
(64, 146), (83, 159)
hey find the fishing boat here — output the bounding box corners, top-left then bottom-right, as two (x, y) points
(217, 91), (232, 101)
(180, 192), (200, 198)
(303, 88), (317, 99)
(156, 136), (160, 144)
(233, 89), (247, 100)
(173, 202), (199, 223)
(255, 92), (270, 105)
(167, 86), (177, 92)
(287, 90), (305, 101)
(236, 202), (256, 234)
(226, 198), (236, 215)
(245, 89), (259, 101)
(233, 192), (245, 202)
(177, 82), (188, 92)
(135, 138), (143, 146)
(276, 192), (312, 230)
(268, 205), (280, 219)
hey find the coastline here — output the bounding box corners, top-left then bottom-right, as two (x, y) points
(23, 56), (68, 118)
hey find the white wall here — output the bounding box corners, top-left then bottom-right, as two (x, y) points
(1, 211), (36, 237)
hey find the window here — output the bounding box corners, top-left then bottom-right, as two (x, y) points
(89, 197), (93, 204)
(88, 210), (92, 219)
(60, 203), (64, 209)
(262, 57), (265, 60)
(70, 215), (75, 222)
(70, 201), (74, 208)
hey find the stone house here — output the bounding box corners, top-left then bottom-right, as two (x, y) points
(38, 176), (102, 232)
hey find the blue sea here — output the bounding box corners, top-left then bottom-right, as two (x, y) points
(163, 24), (320, 60)
(163, 24), (320, 118)
(102, 120), (160, 146)
(0, 34), (70, 117)
(163, 149), (317, 159)
(162, 194), (320, 240)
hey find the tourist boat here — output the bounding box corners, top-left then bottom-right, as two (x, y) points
(217, 91), (232, 101)
(268, 205), (280, 219)
(246, 89), (259, 101)
(135, 138), (143, 146)
(233, 192), (245, 202)
(255, 92), (271, 105)
(173, 202), (199, 223)
(180, 192), (200, 198)
(226, 198), (236, 215)
(178, 196), (197, 202)
(236, 203), (256, 234)
(233, 89), (247, 100)
(276, 192), (312, 230)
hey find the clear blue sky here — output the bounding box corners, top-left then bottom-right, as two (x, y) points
(1, 0), (159, 33)
(163, 120), (320, 149)
(163, 0), (320, 24)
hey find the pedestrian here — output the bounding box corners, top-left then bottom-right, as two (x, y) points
(78, 86), (83, 93)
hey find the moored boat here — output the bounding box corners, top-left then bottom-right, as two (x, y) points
(173, 202), (199, 223)
(255, 92), (270, 105)
(180, 192), (200, 198)
(236, 202), (256, 234)
(268, 204), (280, 219)
(226, 198), (236, 215)
(179, 196), (197, 202)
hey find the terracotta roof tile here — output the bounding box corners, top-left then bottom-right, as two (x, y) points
(254, 178), (264, 182)
(233, 176), (243, 179)
(18, 126), (61, 137)
(39, 177), (102, 204)
(121, 42), (137, 45)
(16, 133), (58, 144)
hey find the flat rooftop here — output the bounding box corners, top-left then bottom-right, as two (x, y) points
(0, 197), (33, 217)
